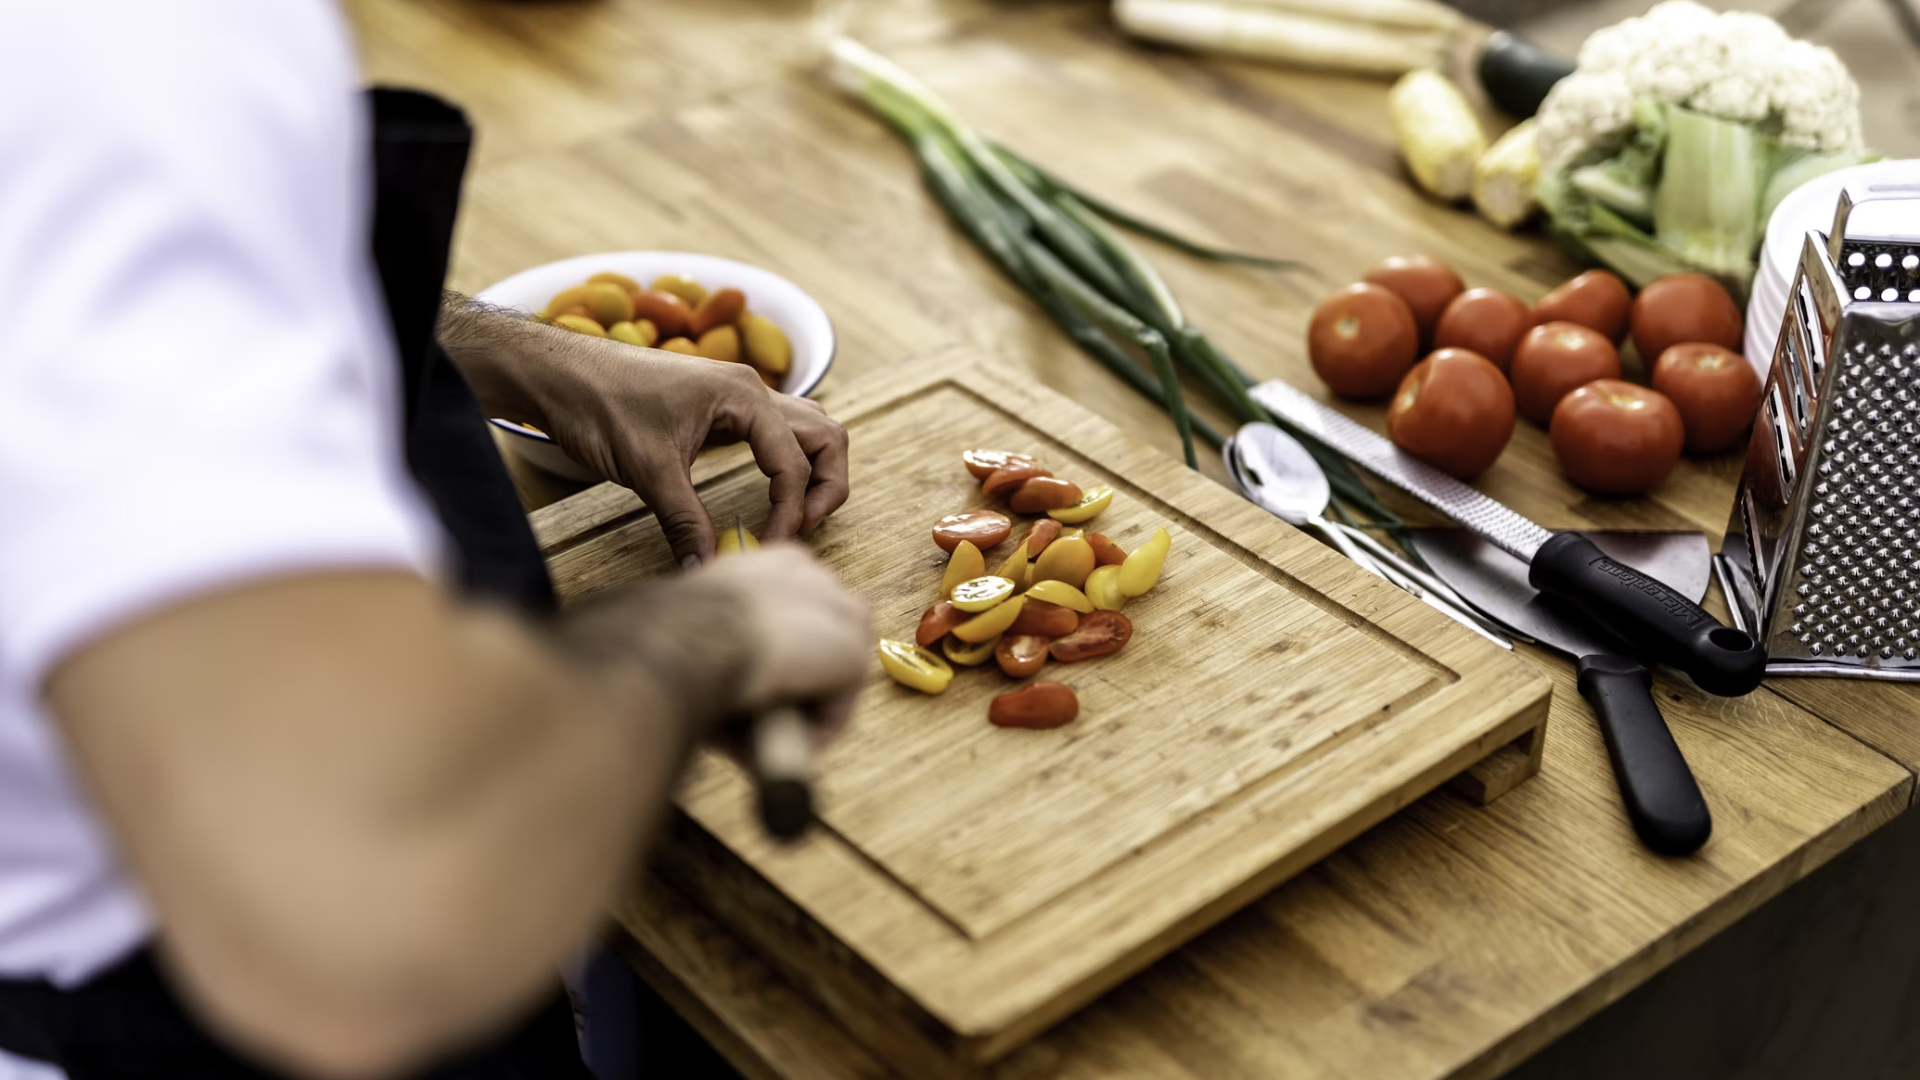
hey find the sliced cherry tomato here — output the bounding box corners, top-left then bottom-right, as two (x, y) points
(1630, 273), (1742, 364)
(879, 639), (953, 695)
(988, 682), (1080, 729)
(1050, 610), (1133, 662)
(1008, 598), (1080, 637)
(932, 510), (1010, 554)
(1084, 564), (1127, 611)
(951, 575), (1016, 613)
(982, 465), (1052, 500)
(1025, 580), (1095, 613)
(915, 601), (965, 647)
(993, 540), (1032, 592)
(1088, 533), (1128, 567)
(1549, 380), (1685, 495)
(995, 634), (1051, 679)
(1009, 477), (1084, 513)
(1509, 322), (1621, 426)
(943, 634), (999, 667)
(1533, 269), (1630, 342)
(1022, 518), (1063, 557)
(1033, 535), (1095, 589)
(1118, 528), (1170, 597)
(940, 540), (986, 599)
(1386, 348), (1515, 479)
(1363, 254), (1464, 344)
(1047, 485), (1113, 524)
(964, 449), (1040, 481)
(1651, 343), (1762, 454)
(1308, 283), (1419, 399)
(1432, 287), (1534, 374)
(952, 596), (1025, 643)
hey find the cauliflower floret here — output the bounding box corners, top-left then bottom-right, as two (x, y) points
(1534, 71), (1638, 172)
(1686, 12), (1789, 123)
(1773, 39), (1866, 152)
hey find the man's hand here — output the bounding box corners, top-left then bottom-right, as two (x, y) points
(440, 299), (850, 565)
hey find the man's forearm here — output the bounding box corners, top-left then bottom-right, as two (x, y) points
(435, 292), (577, 426)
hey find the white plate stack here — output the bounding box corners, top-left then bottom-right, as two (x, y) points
(1749, 160), (1920, 380)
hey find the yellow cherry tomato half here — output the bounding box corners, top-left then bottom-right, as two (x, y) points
(1119, 527), (1171, 597)
(951, 575), (1016, 613)
(1047, 485), (1115, 524)
(993, 540), (1032, 592)
(943, 634), (1000, 666)
(952, 596), (1026, 643)
(941, 540), (986, 599)
(1032, 535), (1095, 590)
(716, 526), (760, 557)
(1084, 564), (1128, 611)
(878, 639), (953, 695)
(1024, 580), (1095, 613)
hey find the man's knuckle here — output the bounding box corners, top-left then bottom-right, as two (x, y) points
(657, 508), (706, 542)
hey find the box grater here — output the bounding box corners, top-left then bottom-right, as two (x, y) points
(1716, 183), (1920, 679)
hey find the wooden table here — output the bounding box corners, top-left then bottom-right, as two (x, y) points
(344, 2), (1920, 1077)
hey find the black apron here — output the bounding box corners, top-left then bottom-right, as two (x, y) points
(0, 89), (584, 1077)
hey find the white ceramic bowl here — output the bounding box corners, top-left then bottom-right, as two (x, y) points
(475, 251), (835, 482)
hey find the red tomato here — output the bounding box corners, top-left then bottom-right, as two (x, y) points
(982, 465), (1052, 500)
(988, 682), (1080, 729)
(1549, 380), (1685, 495)
(1651, 343), (1762, 454)
(1432, 287), (1534, 374)
(1630, 273), (1742, 363)
(1009, 477), (1084, 513)
(1363, 254), (1464, 344)
(932, 510), (1011, 554)
(995, 634), (1051, 679)
(1049, 610), (1133, 662)
(963, 449), (1040, 480)
(1088, 533), (1128, 567)
(1509, 321), (1622, 426)
(1307, 283), (1420, 399)
(1009, 598), (1080, 637)
(1023, 518), (1063, 557)
(916, 602), (965, 648)
(1533, 270), (1631, 342)
(1386, 348), (1516, 479)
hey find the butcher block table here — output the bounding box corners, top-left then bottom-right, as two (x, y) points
(343, 1), (1920, 1078)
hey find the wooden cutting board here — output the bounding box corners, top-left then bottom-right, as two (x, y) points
(532, 355), (1552, 1079)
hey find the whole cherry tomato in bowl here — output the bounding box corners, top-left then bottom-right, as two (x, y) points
(1386, 348), (1516, 479)
(1509, 321), (1622, 426)
(1363, 254), (1463, 345)
(1549, 380), (1686, 495)
(1651, 343), (1762, 454)
(1630, 273), (1742, 363)
(1532, 269), (1631, 342)
(1308, 283), (1419, 399)
(1432, 287), (1534, 374)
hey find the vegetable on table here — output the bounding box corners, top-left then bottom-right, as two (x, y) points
(1471, 118), (1541, 229)
(1432, 287), (1534, 375)
(1119, 528), (1172, 597)
(964, 449), (1040, 480)
(989, 682), (1081, 729)
(1388, 70), (1488, 202)
(1509, 322), (1621, 426)
(940, 540), (986, 598)
(917, 602), (966, 647)
(1009, 599), (1080, 638)
(1386, 348), (1515, 479)
(1088, 533), (1128, 567)
(1084, 564), (1129, 611)
(1009, 477), (1085, 514)
(1651, 343), (1761, 454)
(932, 510), (1011, 554)
(995, 635), (1052, 680)
(1533, 269), (1630, 342)
(1026, 580), (1096, 614)
(1549, 380), (1686, 495)
(952, 575), (1017, 613)
(1048, 485), (1114, 524)
(716, 524), (761, 556)
(953, 596), (1026, 643)
(1629, 272), (1743, 363)
(1308, 283), (1420, 399)
(879, 640), (954, 694)
(1475, 30), (1577, 120)
(1050, 611), (1135, 663)
(1532, 1), (1877, 293)
(1112, 0), (1456, 75)
(1363, 254), (1463, 345)
(944, 635), (1000, 667)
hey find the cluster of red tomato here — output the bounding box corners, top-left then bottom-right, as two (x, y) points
(1306, 256), (1762, 495)
(879, 450), (1171, 730)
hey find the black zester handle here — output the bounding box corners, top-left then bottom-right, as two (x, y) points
(1530, 532), (1765, 696)
(1577, 655), (1712, 856)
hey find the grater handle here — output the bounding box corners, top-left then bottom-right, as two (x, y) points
(1577, 656), (1711, 856)
(1529, 533), (1766, 696)
(1826, 182), (1920, 263)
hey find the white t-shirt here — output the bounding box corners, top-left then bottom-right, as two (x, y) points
(0, 2), (442, 1071)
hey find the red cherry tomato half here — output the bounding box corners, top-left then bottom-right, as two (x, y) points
(1533, 269), (1630, 342)
(963, 449), (1039, 481)
(1630, 273), (1743, 363)
(982, 465), (1053, 500)
(988, 681), (1080, 729)
(1432, 287), (1534, 374)
(916, 601), (965, 647)
(1009, 598), (1080, 637)
(1307, 283), (1420, 399)
(1386, 348), (1516, 479)
(1509, 321), (1622, 426)
(932, 510), (1011, 554)
(1022, 518), (1063, 557)
(1049, 610), (1133, 662)
(1088, 533), (1128, 566)
(1009, 477), (1084, 513)
(1651, 343), (1762, 454)
(1363, 254), (1464, 344)
(995, 634), (1051, 679)
(1549, 380), (1685, 495)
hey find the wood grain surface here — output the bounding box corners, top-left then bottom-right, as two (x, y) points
(538, 357), (1550, 1074)
(340, 1), (1920, 1077)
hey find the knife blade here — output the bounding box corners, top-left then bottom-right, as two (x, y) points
(1412, 529), (1713, 855)
(1252, 379), (1766, 697)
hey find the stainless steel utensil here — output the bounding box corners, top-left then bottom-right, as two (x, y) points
(1716, 182), (1920, 679)
(1225, 424), (1511, 648)
(1251, 380), (1766, 696)
(1412, 529), (1714, 854)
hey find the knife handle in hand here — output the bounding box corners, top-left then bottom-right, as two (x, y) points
(1576, 655), (1711, 856)
(751, 706), (814, 842)
(1530, 532), (1765, 696)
